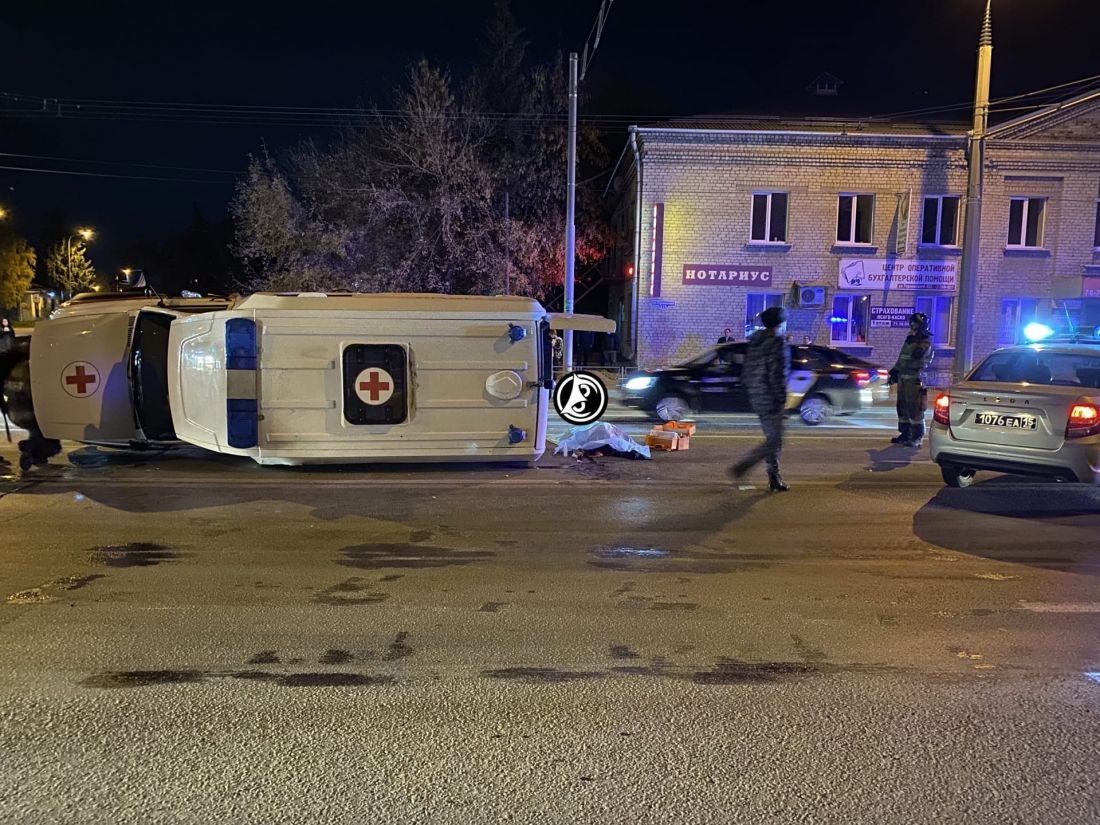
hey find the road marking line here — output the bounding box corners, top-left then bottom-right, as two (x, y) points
(1019, 602), (1100, 613)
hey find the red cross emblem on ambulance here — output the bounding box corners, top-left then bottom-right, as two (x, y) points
(61, 361), (101, 398)
(354, 368), (394, 405)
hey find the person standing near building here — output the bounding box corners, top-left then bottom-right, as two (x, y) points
(717, 327), (734, 344)
(731, 306), (792, 492)
(0, 319), (15, 355)
(888, 312), (934, 448)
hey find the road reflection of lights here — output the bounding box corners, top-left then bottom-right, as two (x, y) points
(613, 497), (650, 521)
(593, 546), (671, 559)
(1086, 672), (1100, 685)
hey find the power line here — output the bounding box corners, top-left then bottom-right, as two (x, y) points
(0, 151), (240, 175)
(0, 164), (234, 183)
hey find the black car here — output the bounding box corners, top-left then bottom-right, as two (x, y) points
(620, 343), (885, 425)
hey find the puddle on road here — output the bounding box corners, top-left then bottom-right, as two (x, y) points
(339, 544), (495, 570)
(81, 670), (205, 688)
(691, 659), (818, 685)
(384, 631), (413, 661)
(589, 546), (772, 575)
(483, 667), (606, 684)
(90, 543), (178, 568)
(276, 672), (392, 687)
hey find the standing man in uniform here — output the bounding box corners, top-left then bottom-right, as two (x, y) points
(888, 312), (935, 448)
(731, 306), (792, 492)
(717, 327), (734, 344)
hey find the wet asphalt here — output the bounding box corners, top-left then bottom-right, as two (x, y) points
(0, 429), (1099, 824)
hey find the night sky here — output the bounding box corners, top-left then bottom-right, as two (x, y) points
(2, 0), (1098, 274)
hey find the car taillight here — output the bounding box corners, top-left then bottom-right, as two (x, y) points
(933, 393), (950, 426)
(853, 370), (871, 386)
(1066, 403), (1100, 439)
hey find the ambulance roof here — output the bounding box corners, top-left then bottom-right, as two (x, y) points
(235, 292), (544, 315)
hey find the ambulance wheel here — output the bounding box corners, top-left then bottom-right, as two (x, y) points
(799, 394), (833, 426)
(654, 395), (690, 422)
(940, 465), (976, 488)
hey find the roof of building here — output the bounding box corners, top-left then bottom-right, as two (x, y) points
(637, 114), (967, 137)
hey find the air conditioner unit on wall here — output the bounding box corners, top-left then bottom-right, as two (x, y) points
(798, 286), (827, 308)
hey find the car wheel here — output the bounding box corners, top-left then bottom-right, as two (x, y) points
(799, 394), (833, 426)
(941, 465), (976, 488)
(655, 395), (691, 422)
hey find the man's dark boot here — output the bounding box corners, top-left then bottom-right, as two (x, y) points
(907, 421), (926, 449)
(890, 423), (910, 445)
(729, 459), (753, 480)
(767, 471), (790, 492)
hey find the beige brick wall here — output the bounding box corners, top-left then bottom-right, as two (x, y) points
(618, 125), (1100, 375)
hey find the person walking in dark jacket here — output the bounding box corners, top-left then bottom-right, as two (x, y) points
(888, 312), (935, 448)
(731, 306), (792, 491)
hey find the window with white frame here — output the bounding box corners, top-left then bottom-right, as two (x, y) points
(920, 196), (960, 246)
(998, 298), (1040, 345)
(914, 295), (953, 346)
(745, 292), (784, 335)
(1093, 199), (1100, 249)
(836, 194), (874, 244)
(1007, 197), (1046, 248)
(829, 294), (870, 344)
(750, 192), (788, 243)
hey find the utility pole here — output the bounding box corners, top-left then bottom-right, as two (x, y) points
(504, 190), (511, 296)
(954, 0), (993, 379)
(561, 0), (615, 372)
(563, 52), (579, 370)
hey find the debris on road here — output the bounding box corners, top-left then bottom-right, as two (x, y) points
(645, 421), (697, 451)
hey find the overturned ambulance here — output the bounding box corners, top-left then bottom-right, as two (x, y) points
(17, 292), (613, 466)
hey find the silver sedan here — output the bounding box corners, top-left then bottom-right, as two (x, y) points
(929, 342), (1100, 487)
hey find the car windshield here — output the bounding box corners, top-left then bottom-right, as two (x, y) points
(679, 346), (731, 368)
(969, 349), (1100, 388)
(130, 312), (177, 440)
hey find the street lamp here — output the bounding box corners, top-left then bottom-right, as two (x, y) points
(561, 0), (615, 372)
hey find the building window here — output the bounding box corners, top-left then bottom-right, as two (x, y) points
(1094, 200), (1100, 249)
(914, 296), (953, 346)
(998, 298), (1040, 345)
(1007, 197), (1046, 248)
(750, 192), (788, 243)
(836, 194), (874, 244)
(921, 196), (960, 246)
(830, 294), (870, 345)
(745, 292), (784, 335)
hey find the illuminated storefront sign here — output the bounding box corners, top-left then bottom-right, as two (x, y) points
(839, 258), (958, 291)
(681, 265), (773, 285)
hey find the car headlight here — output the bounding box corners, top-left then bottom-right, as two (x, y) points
(624, 376), (657, 391)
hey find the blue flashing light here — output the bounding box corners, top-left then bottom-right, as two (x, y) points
(227, 399), (259, 449)
(1023, 322), (1054, 342)
(829, 316), (849, 325)
(226, 318), (257, 370)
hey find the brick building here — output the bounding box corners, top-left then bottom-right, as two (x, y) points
(607, 85), (1100, 381)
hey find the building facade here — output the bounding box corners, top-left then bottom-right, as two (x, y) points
(608, 88), (1100, 382)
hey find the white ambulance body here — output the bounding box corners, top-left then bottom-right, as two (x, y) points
(163, 292), (612, 465)
(28, 293), (233, 446)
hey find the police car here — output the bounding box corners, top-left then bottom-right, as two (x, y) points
(9, 291), (612, 466)
(620, 343), (883, 425)
(930, 332), (1100, 487)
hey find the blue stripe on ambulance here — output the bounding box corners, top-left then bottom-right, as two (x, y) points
(225, 318), (258, 448)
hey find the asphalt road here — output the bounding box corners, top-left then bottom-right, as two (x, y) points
(1, 427), (1099, 824)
